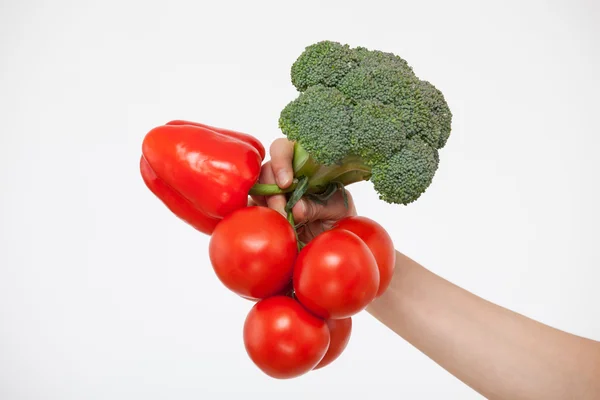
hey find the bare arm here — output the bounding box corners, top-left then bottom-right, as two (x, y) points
(368, 251), (600, 400)
(265, 138), (600, 399)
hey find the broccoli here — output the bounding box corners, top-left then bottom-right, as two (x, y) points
(278, 40), (452, 205)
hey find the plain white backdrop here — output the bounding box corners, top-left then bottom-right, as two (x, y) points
(1, 0), (599, 399)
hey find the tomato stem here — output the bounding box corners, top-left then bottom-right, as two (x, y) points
(286, 209), (303, 253)
(280, 176), (310, 252)
(284, 176), (308, 213)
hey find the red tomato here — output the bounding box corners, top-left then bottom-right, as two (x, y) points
(314, 317), (352, 370)
(293, 229), (379, 319)
(209, 207), (297, 300)
(333, 216), (396, 297)
(243, 296), (330, 379)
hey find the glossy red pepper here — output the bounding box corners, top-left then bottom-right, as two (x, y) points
(141, 123), (262, 220)
(166, 120), (266, 160)
(139, 155), (220, 234)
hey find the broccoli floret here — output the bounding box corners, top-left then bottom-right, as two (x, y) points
(351, 100), (406, 163)
(337, 57), (418, 107)
(418, 80), (453, 149)
(279, 40), (452, 205)
(371, 138), (439, 204)
(279, 85), (353, 165)
(290, 41), (357, 91)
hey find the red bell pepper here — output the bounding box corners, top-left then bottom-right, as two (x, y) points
(166, 120), (266, 160)
(141, 123), (262, 224)
(139, 155), (220, 234)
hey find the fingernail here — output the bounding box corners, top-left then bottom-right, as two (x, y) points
(277, 170), (290, 187)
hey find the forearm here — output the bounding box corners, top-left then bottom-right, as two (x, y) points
(367, 251), (600, 400)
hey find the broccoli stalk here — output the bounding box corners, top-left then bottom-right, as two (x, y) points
(249, 142), (372, 196)
(251, 40), (452, 206)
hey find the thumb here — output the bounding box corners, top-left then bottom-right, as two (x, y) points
(292, 190), (355, 224)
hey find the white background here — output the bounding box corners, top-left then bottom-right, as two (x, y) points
(1, 0), (599, 399)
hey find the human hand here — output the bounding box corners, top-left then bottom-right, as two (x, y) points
(250, 139), (357, 243)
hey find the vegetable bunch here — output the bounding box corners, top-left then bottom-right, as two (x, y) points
(140, 119), (395, 379)
(139, 40), (451, 379)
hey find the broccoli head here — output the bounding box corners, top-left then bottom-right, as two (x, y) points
(279, 40), (452, 205)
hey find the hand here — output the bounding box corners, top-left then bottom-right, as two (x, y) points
(251, 138), (357, 242)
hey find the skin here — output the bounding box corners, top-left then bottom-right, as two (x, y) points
(250, 140), (357, 243)
(261, 138), (600, 400)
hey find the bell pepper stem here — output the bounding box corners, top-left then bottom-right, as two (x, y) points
(249, 182), (298, 196)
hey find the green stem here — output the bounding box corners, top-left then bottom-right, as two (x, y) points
(284, 176), (309, 213)
(249, 182), (298, 196)
(306, 155), (372, 190)
(286, 209), (303, 253)
(250, 163), (371, 197)
(292, 142), (321, 178)
(286, 209), (295, 226)
(249, 142), (372, 197)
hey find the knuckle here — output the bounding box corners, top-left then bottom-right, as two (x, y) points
(303, 200), (317, 222)
(269, 138), (288, 157)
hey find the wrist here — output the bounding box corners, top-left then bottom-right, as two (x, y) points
(366, 250), (418, 325)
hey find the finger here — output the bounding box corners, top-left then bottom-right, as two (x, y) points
(297, 220), (326, 243)
(269, 138), (295, 188)
(258, 161), (287, 216)
(292, 190), (355, 224)
(249, 193), (267, 206)
(247, 197), (264, 207)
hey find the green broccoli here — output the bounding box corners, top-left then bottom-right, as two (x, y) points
(278, 40), (452, 205)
